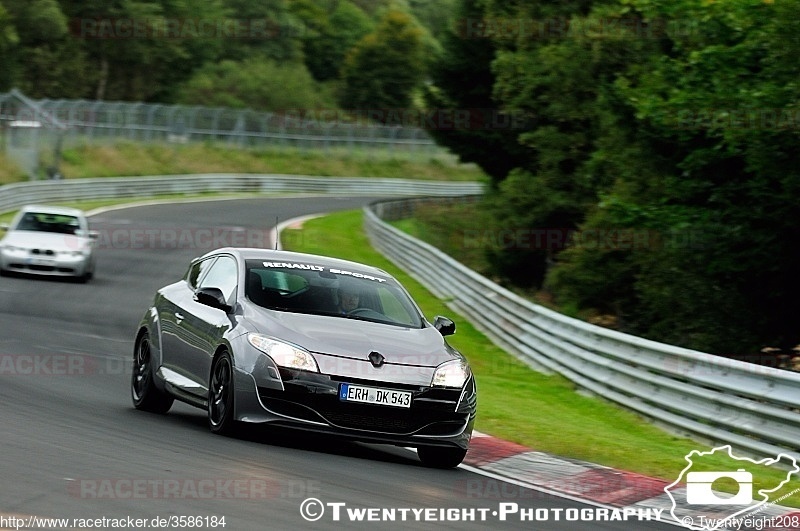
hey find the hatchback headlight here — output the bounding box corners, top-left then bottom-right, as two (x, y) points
(62, 250), (86, 257)
(247, 334), (319, 372)
(431, 359), (470, 388)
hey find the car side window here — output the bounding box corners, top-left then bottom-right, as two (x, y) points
(198, 256), (238, 304)
(186, 257), (216, 289)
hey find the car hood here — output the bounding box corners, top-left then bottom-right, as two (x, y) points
(2, 231), (90, 251)
(249, 308), (458, 368)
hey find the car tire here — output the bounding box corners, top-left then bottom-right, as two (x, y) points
(208, 350), (237, 435)
(131, 332), (173, 413)
(417, 446), (468, 469)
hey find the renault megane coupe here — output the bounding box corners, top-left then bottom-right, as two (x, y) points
(131, 247), (476, 468)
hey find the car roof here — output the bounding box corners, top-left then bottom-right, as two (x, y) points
(19, 204), (86, 217)
(203, 248), (393, 278)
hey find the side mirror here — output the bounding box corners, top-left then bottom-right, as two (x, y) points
(194, 287), (232, 313)
(0, 223), (8, 231)
(433, 316), (456, 336)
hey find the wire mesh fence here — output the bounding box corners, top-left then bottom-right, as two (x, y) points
(0, 90), (68, 179)
(0, 90), (448, 179)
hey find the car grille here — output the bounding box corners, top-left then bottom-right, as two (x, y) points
(29, 264), (57, 271)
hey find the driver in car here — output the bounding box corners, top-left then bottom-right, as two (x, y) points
(337, 286), (361, 314)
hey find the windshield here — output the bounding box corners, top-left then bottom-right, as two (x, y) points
(15, 212), (81, 235)
(245, 260), (423, 328)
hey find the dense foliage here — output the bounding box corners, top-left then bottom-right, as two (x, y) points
(0, 0), (447, 111)
(425, 0), (800, 355)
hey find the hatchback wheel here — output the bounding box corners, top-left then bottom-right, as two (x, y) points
(208, 351), (237, 435)
(131, 332), (173, 413)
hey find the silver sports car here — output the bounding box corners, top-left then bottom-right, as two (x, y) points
(0, 205), (97, 281)
(132, 248), (476, 468)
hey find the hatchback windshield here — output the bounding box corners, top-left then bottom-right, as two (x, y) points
(245, 260), (423, 328)
(16, 212), (81, 235)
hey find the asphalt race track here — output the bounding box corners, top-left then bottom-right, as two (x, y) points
(0, 196), (678, 530)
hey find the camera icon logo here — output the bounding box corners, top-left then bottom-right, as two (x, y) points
(685, 469), (753, 505)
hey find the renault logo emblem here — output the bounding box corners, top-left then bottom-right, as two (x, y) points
(368, 351), (385, 368)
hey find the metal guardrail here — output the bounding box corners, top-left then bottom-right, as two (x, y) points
(0, 174), (485, 215)
(365, 198), (800, 461)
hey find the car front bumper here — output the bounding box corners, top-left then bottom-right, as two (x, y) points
(0, 248), (92, 277)
(234, 366), (476, 450)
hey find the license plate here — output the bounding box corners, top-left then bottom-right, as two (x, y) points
(27, 258), (55, 266)
(339, 383), (411, 408)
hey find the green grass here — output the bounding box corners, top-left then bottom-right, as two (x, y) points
(389, 202), (493, 275)
(56, 141), (485, 181)
(0, 151), (24, 185)
(2, 139), (487, 184)
(283, 209), (800, 507)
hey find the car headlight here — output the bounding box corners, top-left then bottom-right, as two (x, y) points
(65, 249), (90, 257)
(431, 359), (470, 388)
(247, 334), (319, 372)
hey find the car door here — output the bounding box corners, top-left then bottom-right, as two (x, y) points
(177, 254), (239, 392)
(158, 256), (218, 396)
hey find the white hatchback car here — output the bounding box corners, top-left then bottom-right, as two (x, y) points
(0, 205), (97, 281)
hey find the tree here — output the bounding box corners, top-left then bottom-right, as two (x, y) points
(0, 3), (20, 91)
(339, 9), (426, 115)
(300, 0), (373, 82)
(151, 0), (230, 102)
(176, 57), (337, 111)
(218, 0), (303, 63)
(472, 0), (652, 287)
(423, 0), (540, 183)
(407, 0), (457, 41)
(424, 0), (800, 354)
(546, 0), (800, 353)
(2, 0), (90, 97)
(58, 0), (191, 100)
(347, 0), (394, 18)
